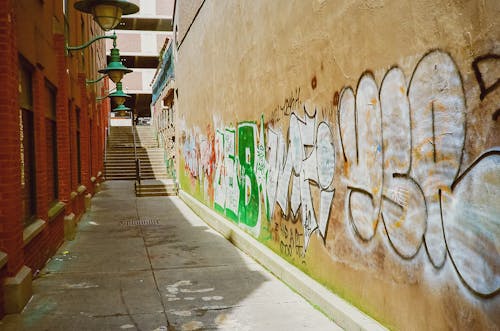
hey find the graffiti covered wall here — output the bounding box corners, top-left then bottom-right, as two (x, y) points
(174, 0), (499, 329)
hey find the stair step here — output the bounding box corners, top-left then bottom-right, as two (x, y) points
(135, 179), (178, 196)
(136, 192), (176, 197)
(106, 126), (170, 183)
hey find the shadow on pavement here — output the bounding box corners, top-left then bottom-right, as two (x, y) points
(0, 181), (273, 331)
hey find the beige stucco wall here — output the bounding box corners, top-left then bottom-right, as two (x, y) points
(174, 0), (204, 45)
(174, 1), (499, 329)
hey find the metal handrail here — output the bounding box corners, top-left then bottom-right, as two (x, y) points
(132, 118), (140, 183)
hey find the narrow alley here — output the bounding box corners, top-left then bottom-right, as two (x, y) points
(0, 181), (340, 331)
(1, 1), (497, 329)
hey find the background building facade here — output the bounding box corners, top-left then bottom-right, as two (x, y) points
(151, 38), (176, 179)
(173, 1), (500, 329)
(107, 0), (173, 122)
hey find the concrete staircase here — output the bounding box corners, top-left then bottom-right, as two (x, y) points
(105, 126), (177, 196)
(135, 179), (178, 197)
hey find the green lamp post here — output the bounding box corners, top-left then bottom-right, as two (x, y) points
(74, 0), (139, 31)
(98, 42), (132, 83)
(108, 82), (131, 106)
(112, 104), (131, 112)
(69, 1), (137, 86)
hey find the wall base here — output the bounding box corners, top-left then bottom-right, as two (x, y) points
(179, 190), (387, 331)
(64, 213), (76, 241)
(84, 193), (92, 211)
(3, 266), (32, 314)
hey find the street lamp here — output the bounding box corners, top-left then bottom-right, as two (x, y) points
(74, 0), (139, 31)
(108, 82), (131, 106)
(98, 42), (132, 83)
(112, 104), (131, 112)
(68, 32), (132, 85)
(68, 1), (136, 89)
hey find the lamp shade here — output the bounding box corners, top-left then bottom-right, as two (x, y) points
(98, 47), (132, 83)
(108, 71), (124, 84)
(112, 104), (131, 112)
(108, 82), (130, 106)
(74, 0), (140, 31)
(93, 4), (122, 31)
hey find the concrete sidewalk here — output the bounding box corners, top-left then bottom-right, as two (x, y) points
(0, 181), (340, 331)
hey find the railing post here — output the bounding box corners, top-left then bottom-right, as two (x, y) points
(132, 113), (140, 183)
(136, 158), (141, 184)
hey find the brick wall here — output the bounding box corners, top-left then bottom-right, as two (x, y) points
(0, 0), (110, 319)
(33, 68), (49, 219)
(78, 74), (91, 190)
(54, 34), (71, 203)
(0, 0), (25, 277)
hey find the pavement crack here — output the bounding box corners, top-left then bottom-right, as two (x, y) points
(136, 198), (171, 329)
(89, 312), (131, 318)
(193, 304), (240, 316)
(120, 281), (140, 330)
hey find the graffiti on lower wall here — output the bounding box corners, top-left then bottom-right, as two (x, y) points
(180, 50), (499, 298)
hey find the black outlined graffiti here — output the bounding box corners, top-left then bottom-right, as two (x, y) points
(408, 50), (466, 268)
(442, 148), (500, 297)
(338, 72), (383, 242)
(493, 109), (500, 121)
(472, 54), (500, 101)
(271, 87), (301, 121)
(334, 50), (499, 295)
(339, 51), (467, 267)
(379, 67), (426, 259)
(279, 222), (305, 258)
(269, 106), (335, 250)
(181, 50), (498, 299)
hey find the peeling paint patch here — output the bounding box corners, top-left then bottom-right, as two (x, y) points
(172, 310), (193, 317)
(166, 280), (192, 294)
(201, 296), (224, 301)
(167, 297), (181, 301)
(215, 313), (247, 330)
(150, 327), (167, 331)
(181, 321), (204, 331)
(64, 282), (99, 289)
(180, 287), (214, 293)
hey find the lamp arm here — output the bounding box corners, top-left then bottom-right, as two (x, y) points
(86, 75), (107, 84)
(66, 32), (117, 53)
(96, 95), (109, 101)
(96, 87), (117, 101)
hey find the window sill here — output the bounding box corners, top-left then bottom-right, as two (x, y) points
(48, 201), (66, 222)
(23, 219), (47, 247)
(77, 185), (86, 195)
(0, 251), (7, 269)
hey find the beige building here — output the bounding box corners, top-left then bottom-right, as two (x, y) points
(106, 0), (174, 120)
(172, 1), (500, 330)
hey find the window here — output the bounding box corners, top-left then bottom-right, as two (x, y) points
(89, 119), (93, 176)
(46, 81), (58, 204)
(19, 59), (36, 226)
(68, 100), (75, 188)
(76, 106), (82, 184)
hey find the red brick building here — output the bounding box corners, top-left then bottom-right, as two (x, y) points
(0, 0), (110, 316)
